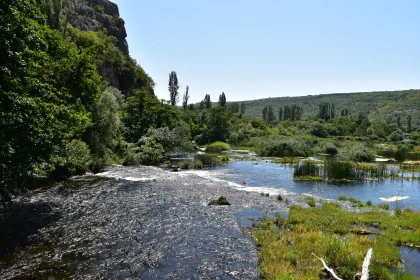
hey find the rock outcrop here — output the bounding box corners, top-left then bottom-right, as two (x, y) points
(68, 0), (128, 56)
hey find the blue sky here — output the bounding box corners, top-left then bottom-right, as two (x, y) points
(113, 0), (420, 103)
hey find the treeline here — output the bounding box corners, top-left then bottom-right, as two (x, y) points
(0, 0), (165, 204)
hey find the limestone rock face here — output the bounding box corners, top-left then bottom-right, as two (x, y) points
(68, 0), (129, 56)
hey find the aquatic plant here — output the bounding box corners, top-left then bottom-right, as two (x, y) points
(194, 154), (218, 168)
(293, 160), (322, 179)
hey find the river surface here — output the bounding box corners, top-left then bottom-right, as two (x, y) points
(1, 156), (420, 279)
(1, 165), (300, 279)
(207, 154), (420, 211)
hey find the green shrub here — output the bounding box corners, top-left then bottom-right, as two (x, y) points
(378, 204), (390, 210)
(277, 195), (283, 201)
(50, 140), (91, 178)
(193, 159), (204, 169)
(194, 154), (218, 167)
(205, 141), (231, 153)
(93, 5), (104, 14)
(366, 200), (372, 206)
(306, 196), (316, 207)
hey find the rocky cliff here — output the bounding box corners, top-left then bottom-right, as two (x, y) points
(68, 0), (128, 56)
(67, 0), (153, 94)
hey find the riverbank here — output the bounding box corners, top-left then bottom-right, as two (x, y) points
(1, 164), (316, 279)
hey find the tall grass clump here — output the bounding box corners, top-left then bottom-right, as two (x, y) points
(293, 161), (322, 178)
(323, 160), (362, 181)
(194, 154), (218, 168)
(205, 141), (230, 153)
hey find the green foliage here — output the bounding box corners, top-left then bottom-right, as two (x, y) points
(168, 71), (180, 106)
(50, 140), (91, 178)
(206, 107), (231, 142)
(144, 126), (193, 153)
(122, 89), (182, 142)
(0, 0), (101, 201)
(203, 94), (212, 109)
(93, 4), (104, 14)
(218, 92), (226, 107)
(251, 136), (309, 157)
(86, 86), (125, 167)
(124, 138), (164, 166)
(338, 142), (375, 162)
(194, 154), (218, 168)
(205, 141), (231, 153)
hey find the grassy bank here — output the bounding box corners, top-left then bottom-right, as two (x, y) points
(252, 203), (420, 279)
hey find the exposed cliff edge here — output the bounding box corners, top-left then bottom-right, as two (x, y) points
(68, 0), (128, 56)
(64, 0), (153, 95)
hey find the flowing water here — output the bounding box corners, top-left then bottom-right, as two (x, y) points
(1, 155), (420, 279)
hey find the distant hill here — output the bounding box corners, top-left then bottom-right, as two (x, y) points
(237, 89), (420, 128)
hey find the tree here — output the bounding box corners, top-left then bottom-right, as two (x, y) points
(204, 94), (212, 109)
(267, 106), (276, 122)
(262, 106), (268, 121)
(397, 115), (401, 128)
(207, 107), (231, 142)
(240, 102), (246, 114)
(168, 71), (179, 106)
(0, 0), (101, 203)
(218, 92), (226, 107)
(407, 114), (412, 132)
(182, 85), (189, 110)
(318, 102), (336, 121)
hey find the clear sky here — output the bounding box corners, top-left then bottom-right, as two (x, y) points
(113, 0), (420, 103)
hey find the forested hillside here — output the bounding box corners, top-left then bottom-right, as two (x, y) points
(241, 90), (420, 127)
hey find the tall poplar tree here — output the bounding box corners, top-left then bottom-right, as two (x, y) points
(218, 92), (226, 107)
(182, 86), (189, 110)
(168, 71), (179, 106)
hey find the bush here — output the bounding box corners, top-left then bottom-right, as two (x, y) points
(124, 139), (164, 166)
(205, 141), (230, 153)
(338, 143), (374, 162)
(50, 140), (91, 179)
(194, 154), (218, 167)
(93, 5), (104, 14)
(255, 136), (309, 157)
(193, 159), (204, 169)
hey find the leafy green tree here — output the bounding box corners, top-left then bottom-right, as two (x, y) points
(318, 102), (335, 121)
(207, 107), (231, 142)
(267, 106), (276, 122)
(228, 102), (240, 113)
(407, 114), (412, 132)
(262, 106), (268, 121)
(0, 0), (101, 203)
(168, 71), (180, 106)
(182, 85), (189, 110)
(85, 86), (125, 166)
(122, 89), (181, 142)
(204, 94), (212, 109)
(397, 115), (401, 128)
(240, 102), (246, 114)
(218, 92), (226, 107)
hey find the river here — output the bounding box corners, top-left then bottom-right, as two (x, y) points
(1, 155), (419, 279)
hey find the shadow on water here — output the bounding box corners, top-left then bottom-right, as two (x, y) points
(0, 201), (60, 263)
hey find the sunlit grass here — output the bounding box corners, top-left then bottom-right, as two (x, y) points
(252, 203), (420, 279)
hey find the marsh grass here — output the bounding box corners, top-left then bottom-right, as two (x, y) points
(194, 154), (219, 168)
(205, 141), (231, 153)
(272, 157), (300, 164)
(294, 160), (409, 181)
(252, 203), (420, 279)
